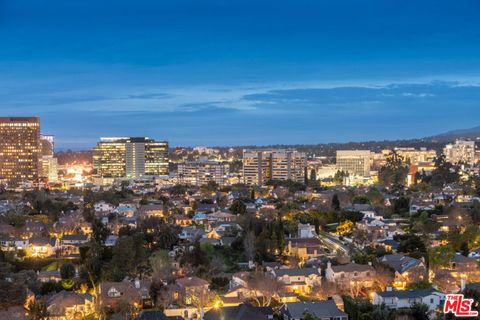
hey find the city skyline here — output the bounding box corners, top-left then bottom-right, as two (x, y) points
(2, 0), (480, 149)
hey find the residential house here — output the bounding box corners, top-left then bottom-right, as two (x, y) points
(285, 238), (323, 262)
(94, 201), (115, 213)
(37, 269), (62, 283)
(0, 236), (28, 252)
(60, 234), (90, 256)
(273, 268), (321, 294)
(325, 262), (376, 289)
(281, 300), (348, 320)
(204, 303), (274, 320)
(178, 226), (205, 242)
(170, 214), (193, 226)
(381, 254), (426, 290)
(27, 237), (58, 258)
(297, 224), (316, 238)
(104, 234), (118, 247)
(176, 276), (210, 305)
(138, 204), (165, 218)
(135, 310), (184, 320)
(46, 290), (94, 320)
(99, 279), (151, 309)
(373, 288), (444, 314)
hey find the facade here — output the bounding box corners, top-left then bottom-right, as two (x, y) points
(243, 149), (306, 185)
(93, 137), (127, 179)
(373, 288), (444, 313)
(336, 150), (371, 177)
(443, 140), (476, 165)
(273, 268), (321, 295)
(382, 148), (437, 165)
(325, 262), (376, 289)
(0, 117), (40, 187)
(93, 137), (168, 181)
(39, 156), (59, 183)
(178, 160), (229, 186)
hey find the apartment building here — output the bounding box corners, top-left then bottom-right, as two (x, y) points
(177, 160), (229, 186)
(443, 140), (476, 165)
(243, 149), (306, 185)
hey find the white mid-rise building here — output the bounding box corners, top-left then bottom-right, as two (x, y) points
(336, 150), (371, 177)
(177, 160), (229, 186)
(443, 140), (476, 165)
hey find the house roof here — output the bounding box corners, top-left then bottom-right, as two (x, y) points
(376, 288), (441, 299)
(287, 238), (322, 247)
(204, 303), (273, 320)
(452, 253), (477, 263)
(283, 300), (347, 319)
(62, 234), (89, 241)
(381, 254), (422, 273)
(176, 276), (209, 288)
(274, 268), (320, 277)
(47, 291), (92, 316)
(331, 263), (374, 273)
(29, 237), (57, 246)
(377, 239), (400, 249)
(465, 282), (480, 292)
(99, 281), (142, 305)
(135, 310), (183, 320)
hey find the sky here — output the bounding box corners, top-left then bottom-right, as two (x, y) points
(1, 0), (480, 150)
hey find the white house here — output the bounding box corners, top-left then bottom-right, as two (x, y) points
(94, 201), (115, 213)
(297, 224), (316, 238)
(373, 288), (445, 314)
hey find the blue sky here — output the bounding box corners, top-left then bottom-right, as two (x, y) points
(1, 0), (480, 149)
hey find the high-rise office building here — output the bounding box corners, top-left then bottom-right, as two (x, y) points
(144, 140), (169, 176)
(443, 140), (476, 165)
(93, 137), (168, 181)
(93, 137), (127, 179)
(0, 117), (40, 187)
(38, 134), (58, 183)
(178, 160), (229, 186)
(336, 150), (371, 177)
(243, 149), (306, 185)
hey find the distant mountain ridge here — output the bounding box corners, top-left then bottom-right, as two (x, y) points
(427, 125), (480, 141)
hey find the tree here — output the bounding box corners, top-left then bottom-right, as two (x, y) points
(149, 250), (172, 281)
(395, 234), (427, 259)
(0, 279), (27, 310)
(28, 301), (49, 320)
(378, 150), (409, 190)
(331, 194), (340, 211)
(428, 246), (455, 271)
(60, 262), (76, 280)
(336, 220), (354, 235)
(373, 264), (394, 291)
(460, 241), (470, 257)
(110, 234), (147, 281)
(243, 231), (256, 262)
(310, 169), (317, 182)
(230, 200), (247, 215)
(246, 272), (282, 307)
(429, 155), (460, 187)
